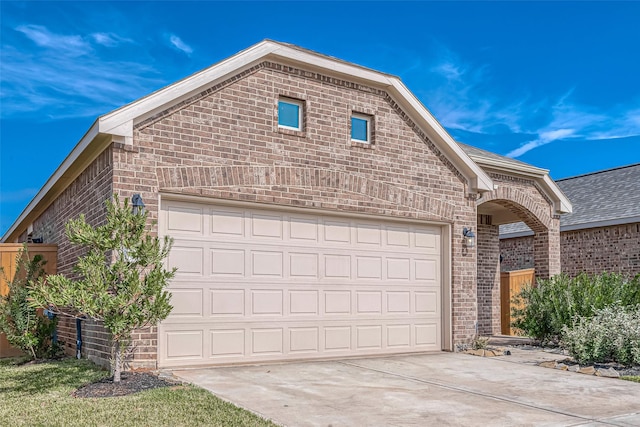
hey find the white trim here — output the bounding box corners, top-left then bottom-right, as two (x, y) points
(277, 97), (303, 131)
(350, 113), (371, 143)
(499, 230), (535, 239)
(1, 121), (101, 242)
(388, 79), (493, 193)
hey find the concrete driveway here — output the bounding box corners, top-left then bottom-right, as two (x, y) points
(172, 351), (640, 426)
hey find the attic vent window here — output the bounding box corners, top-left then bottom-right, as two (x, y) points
(278, 98), (303, 131)
(351, 114), (371, 143)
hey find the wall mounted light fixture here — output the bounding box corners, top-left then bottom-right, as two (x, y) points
(463, 227), (476, 248)
(131, 194), (145, 215)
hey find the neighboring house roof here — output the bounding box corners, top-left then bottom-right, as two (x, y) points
(459, 143), (572, 215)
(3, 39), (496, 243)
(500, 163), (640, 238)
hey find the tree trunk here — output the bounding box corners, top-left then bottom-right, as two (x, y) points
(113, 345), (122, 382)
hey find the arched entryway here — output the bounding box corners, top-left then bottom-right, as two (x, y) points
(476, 187), (560, 336)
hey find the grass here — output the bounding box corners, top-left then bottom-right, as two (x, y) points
(622, 376), (640, 383)
(0, 357), (277, 427)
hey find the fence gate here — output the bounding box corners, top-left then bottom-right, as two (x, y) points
(500, 268), (535, 336)
(0, 244), (57, 358)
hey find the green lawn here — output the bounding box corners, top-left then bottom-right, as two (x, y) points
(0, 358), (277, 427)
(622, 376), (640, 383)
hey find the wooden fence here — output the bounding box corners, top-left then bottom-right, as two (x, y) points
(0, 244), (57, 358)
(500, 268), (535, 336)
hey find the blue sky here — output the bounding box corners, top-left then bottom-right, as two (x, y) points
(1, 1), (639, 236)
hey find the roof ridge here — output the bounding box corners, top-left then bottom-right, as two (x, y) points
(557, 163), (640, 181)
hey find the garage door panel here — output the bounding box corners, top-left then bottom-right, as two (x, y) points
(169, 247), (204, 276)
(211, 329), (245, 357)
(251, 290), (283, 315)
(289, 327), (319, 353)
(289, 217), (319, 241)
(251, 251), (283, 277)
(211, 248), (245, 276)
(165, 330), (203, 359)
(251, 213), (283, 239)
(289, 253), (318, 277)
(252, 328), (284, 355)
(159, 200), (444, 367)
(170, 289), (204, 317)
(356, 291), (382, 314)
(211, 289), (244, 316)
(356, 256), (382, 279)
(290, 290), (319, 315)
(210, 209), (244, 236)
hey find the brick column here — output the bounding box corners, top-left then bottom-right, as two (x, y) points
(533, 217), (561, 280)
(476, 220), (501, 335)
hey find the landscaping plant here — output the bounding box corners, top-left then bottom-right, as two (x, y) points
(562, 305), (640, 366)
(0, 246), (57, 360)
(29, 195), (176, 382)
(512, 273), (640, 344)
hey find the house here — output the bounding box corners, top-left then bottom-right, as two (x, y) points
(500, 163), (640, 277)
(1, 40), (571, 369)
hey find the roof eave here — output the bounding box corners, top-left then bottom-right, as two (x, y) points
(1, 121), (104, 243)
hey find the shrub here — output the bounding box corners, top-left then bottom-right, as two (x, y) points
(30, 195), (176, 382)
(0, 247), (58, 359)
(562, 305), (640, 366)
(512, 273), (640, 344)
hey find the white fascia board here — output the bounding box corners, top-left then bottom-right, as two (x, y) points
(1, 121), (100, 242)
(389, 79), (493, 193)
(481, 162), (572, 215)
(499, 230), (535, 239)
(469, 156), (548, 177)
(542, 174), (572, 214)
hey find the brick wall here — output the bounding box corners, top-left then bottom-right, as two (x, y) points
(112, 60), (479, 358)
(477, 222), (501, 335)
(30, 147), (113, 367)
(500, 235), (534, 272)
(561, 222), (640, 276)
(500, 222), (640, 277)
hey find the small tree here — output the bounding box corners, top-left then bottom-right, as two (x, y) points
(0, 246), (57, 360)
(30, 195), (176, 382)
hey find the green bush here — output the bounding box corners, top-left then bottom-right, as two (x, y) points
(0, 247), (58, 359)
(512, 273), (640, 344)
(562, 305), (640, 366)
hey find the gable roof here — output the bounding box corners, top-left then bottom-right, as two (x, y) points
(458, 143), (572, 215)
(500, 163), (640, 238)
(3, 40), (495, 242)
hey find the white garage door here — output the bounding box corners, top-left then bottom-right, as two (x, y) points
(158, 199), (443, 368)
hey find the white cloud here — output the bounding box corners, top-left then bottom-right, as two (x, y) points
(90, 32), (131, 47)
(2, 25), (164, 119)
(169, 34), (193, 55)
(420, 47), (640, 159)
(16, 24), (91, 56)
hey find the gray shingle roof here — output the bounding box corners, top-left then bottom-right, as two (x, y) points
(500, 163), (640, 236)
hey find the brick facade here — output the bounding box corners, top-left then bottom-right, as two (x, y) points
(117, 61), (478, 365)
(30, 147), (113, 367)
(477, 222), (501, 335)
(501, 222), (640, 277)
(19, 55), (564, 368)
(475, 173), (560, 335)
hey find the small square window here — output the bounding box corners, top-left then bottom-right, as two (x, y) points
(278, 99), (303, 131)
(351, 114), (371, 143)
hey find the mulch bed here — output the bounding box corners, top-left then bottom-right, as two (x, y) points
(73, 372), (176, 398)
